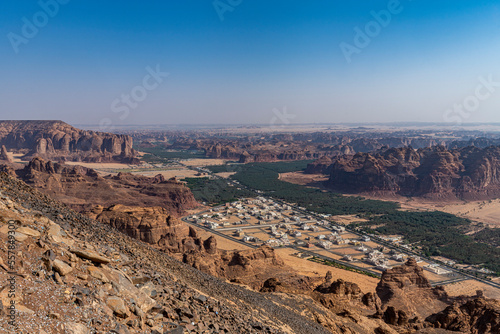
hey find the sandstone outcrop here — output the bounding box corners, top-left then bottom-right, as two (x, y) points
(376, 258), (448, 319)
(182, 245), (286, 285)
(90, 205), (189, 245)
(0, 120), (138, 163)
(0, 145), (12, 163)
(327, 145), (500, 200)
(426, 297), (500, 333)
(7, 157), (197, 215)
(305, 156), (334, 174)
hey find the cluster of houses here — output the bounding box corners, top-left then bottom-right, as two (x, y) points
(188, 198), (433, 274)
(364, 250), (390, 270)
(191, 197), (297, 229)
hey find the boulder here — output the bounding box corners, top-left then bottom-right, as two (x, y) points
(106, 296), (129, 318)
(53, 259), (73, 276)
(70, 248), (110, 264)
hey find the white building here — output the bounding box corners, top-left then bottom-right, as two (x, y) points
(424, 264), (452, 275)
(318, 241), (333, 250)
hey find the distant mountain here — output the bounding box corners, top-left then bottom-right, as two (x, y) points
(327, 145), (500, 201)
(0, 120), (138, 163)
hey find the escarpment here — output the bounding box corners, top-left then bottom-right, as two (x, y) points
(326, 145), (500, 200)
(5, 157), (198, 215)
(0, 120), (138, 163)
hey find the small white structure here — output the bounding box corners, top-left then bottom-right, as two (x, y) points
(342, 254), (353, 262)
(318, 241), (333, 250)
(424, 264), (452, 275)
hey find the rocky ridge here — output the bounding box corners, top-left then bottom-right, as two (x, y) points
(326, 145), (500, 200)
(8, 157), (198, 215)
(0, 120), (138, 164)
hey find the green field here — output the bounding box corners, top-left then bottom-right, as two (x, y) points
(183, 177), (255, 206)
(205, 161), (500, 274)
(137, 144), (207, 163)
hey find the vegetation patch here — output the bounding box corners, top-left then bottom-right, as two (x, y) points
(183, 177), (254, 205)
(207, 161), (500, 275)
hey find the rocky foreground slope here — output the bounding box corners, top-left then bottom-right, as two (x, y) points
(322, 145), (500, 200)
(0, 120), (138, 164)
(0, 172), (339, 333)
(1, 172), (499, 333)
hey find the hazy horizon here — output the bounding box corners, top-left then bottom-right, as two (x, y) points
(2, 1), (500, 127)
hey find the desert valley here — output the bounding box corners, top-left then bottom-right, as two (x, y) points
(0, 120), (500, 333)
(2, 1), (500, 333)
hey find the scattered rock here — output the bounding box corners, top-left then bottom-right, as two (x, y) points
(106, 296), (130, 318)
(64, 322), (90, 334)
(53, 259), (73, 276)
(70, 248), (110, 264)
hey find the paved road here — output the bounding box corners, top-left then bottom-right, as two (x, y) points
(182, 217), (259, 250)
(275, 198), (500, 290)
(175, 159), (500, 290)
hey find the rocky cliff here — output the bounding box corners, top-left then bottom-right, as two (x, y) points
(88, 205), (189, 245)
(426, 297), (500, 333)
(327, 145), (500, 200)
(0, 120), (138, 163)
(376, 258), (448, 320)
(8, 157), (197, 215)
(0, 145), (12, 163)
(305, 156), (334, 174)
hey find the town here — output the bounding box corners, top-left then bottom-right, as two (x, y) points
(183, 196), (464, 286)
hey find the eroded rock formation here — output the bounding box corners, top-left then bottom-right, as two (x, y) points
(376, 258), (448, 320)
(327, 145), (500, 200)
(305, 156), (334, 174)
(0, 145), (12, 163)
(426, 297), (500, 333)
(0, 120), (138, 163)
(8, 157), (197, 215)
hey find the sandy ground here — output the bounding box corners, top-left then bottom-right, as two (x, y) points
(400, 198), (500, 228)
(64, 161), (134, 169)
(275, 248), (379, 293)
(279, 172), (329, 187)
(134, 169), (204, 179)
(11, 153), (25, 163)
(444, 280), (500, 300)
(180, 159), (228, 167)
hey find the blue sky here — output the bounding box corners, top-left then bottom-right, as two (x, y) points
(1, 0), (500, 126)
